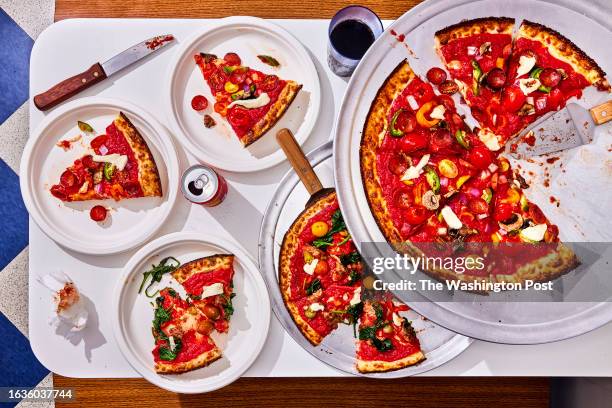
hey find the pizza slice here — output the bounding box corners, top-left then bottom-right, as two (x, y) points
(356, 295), (424, 373)
(50, 112), (162, 202)
(194, 52), (302, 147)
(171, 255), (235, 334)
(501, 20), (610, 149)
(152, 288), (221, 374)
(434, 17), (515, 151)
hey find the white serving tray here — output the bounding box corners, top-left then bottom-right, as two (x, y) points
(29, 18), (612, 378)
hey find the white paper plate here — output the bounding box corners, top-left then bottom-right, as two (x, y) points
(112, 232), (270, 393)
(166, 16), (321, 172)
(20, 97), (179, 255)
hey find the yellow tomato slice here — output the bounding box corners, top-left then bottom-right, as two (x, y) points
(438, 159), (458, 178)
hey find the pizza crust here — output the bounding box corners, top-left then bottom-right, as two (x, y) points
(114, 112), (163, 197)
(492, 243), (579, 284)
(279, 189), (337, 345)
(360, 60), (415, 246)
(434, 17), (515, 47)
(241, 81), (302, 147)
(171, 254), (234, 284)
(356, 350), (426, 373)
(154, 344), (222, 374)
(518, 20), (610, 91)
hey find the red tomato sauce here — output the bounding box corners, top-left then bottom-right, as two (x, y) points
(182, 268), (233, 296)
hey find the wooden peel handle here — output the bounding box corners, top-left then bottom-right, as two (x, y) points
(276, 128), (323, 196)
(590, 100), (612, 125)
(33, 63), (107, 111)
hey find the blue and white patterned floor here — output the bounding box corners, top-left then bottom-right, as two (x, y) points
(0, 1), (55, 407)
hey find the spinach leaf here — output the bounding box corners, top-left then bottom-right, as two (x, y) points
(340, 252), (361, 266)
(138, 256), (181, 298)
(158, 337), (182, 361)
(372, 337), (393, 352)
(358, 326), (376, 341)
(305, 278), (321, 295)
(347, 302), (363, 337)
(312, 235), (333, 248)
(310, 210), (347, 248)
(152, 300), (172, 336)
(373, 303), (384, 324)
(223, 293), (237, 318)
(347, 270), (361, 286)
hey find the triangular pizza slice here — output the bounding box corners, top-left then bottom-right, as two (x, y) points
(50, 112), (162, 202)
(194, 52), (302, 146)
(152, 288), (222, 374)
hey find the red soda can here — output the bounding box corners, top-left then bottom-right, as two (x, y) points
(180, 164), (228, 207)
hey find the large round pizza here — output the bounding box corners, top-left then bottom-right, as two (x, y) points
(360, 18), (608, 286)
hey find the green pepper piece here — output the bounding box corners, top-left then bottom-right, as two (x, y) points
(454, 130), (470, 149)
(520, 194), (529, 211)
(481, 187), (493, 204)
(103, 163), (115, 181)
(231, 90), (245, 100)
(390, 109), (405, 138)
(222, 65), (237, 74)
(424, 166), (440, 194)
(471, 60), (482, 95)
(529, 67), (551, 93)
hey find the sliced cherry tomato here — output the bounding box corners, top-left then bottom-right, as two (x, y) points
(260, 75), (279, 92)
(436, 94), (455, 112)
(391, 110), (416, 136)
(501, 86), (526, 112)
(426, 67), (447, 85)
(50, 185), (67, 200)
(90, 135), (108, 150)
(388, 153), (408, 175)
(399, 129), (429, 153)
(411, 81), (435, 105)
(227, 107), (251, 128)
(60, 170), (77, 188)
(547, 88), (564, 110)
(469, 198), (489, 214)
(191, 95), (208, 111)
(404, 206), (431, 225)
(223, 52), (241, 66)
(494, 203), (513, 222)
(466, 145), (493, 170)
(229, 68), (248, 85)
(214, 101), (229, 116)
(81, 155), (98, 170)
(394, 189), (413, 210)
(90, 205), (107, 222)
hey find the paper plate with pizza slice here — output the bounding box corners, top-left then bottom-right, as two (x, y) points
(20, 97), (179, 255)
(112, 232), (270, 393)
(334, 0), (612, 343)
(165, 16), (320, 172)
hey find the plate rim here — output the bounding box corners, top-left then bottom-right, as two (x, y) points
(164, 15), (321, 173)
(19, 96), (180, 255)
(258, 141), (473, 377)
(332, 0), (612, 344)
(112, 231), (271, 393)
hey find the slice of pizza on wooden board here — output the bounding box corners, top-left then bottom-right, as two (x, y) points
(152, 288), (222, 374)
(171, 254), (236, 334)
(194, 52), (302, 147)
(356, 295), (425, 373)
(50, 112), (162, 202)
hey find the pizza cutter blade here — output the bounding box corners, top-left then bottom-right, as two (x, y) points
(276, 129), (335, 208)
(509, 101), (612, 159)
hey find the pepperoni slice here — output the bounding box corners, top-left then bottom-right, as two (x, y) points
(81, 155), (99, 170)
(223, 52), (241, 66)
(208, 71), (227, 93)
(191, 95), (208, 111)
(393, 189), (413, 210)
(227, 107), (251, 128)
(388, 153), (408, 175)
(90, 135), (108, 150)
(260, 75), (279, 92)
(90, 205), (107, 222)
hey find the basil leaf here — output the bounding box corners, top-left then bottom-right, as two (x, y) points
(347, 270), (361, 286)
(223, 293), (237, 318)
(312, 235), (333, 248)
(305, 278), (321, 296)
(340, 252), (361, 266)
(358, 326), (376, 341)
(372, 337), (393, 352)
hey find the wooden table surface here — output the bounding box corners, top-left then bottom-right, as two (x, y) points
(52, 0), (549, 406)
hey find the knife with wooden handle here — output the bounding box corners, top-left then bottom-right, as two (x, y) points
(33, 34), (175, 111)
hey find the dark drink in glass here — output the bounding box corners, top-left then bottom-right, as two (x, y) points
(327, 6), (383, 77)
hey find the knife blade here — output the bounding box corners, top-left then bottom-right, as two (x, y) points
(508, 101), (612, 159)
(33, 34), (175, 111)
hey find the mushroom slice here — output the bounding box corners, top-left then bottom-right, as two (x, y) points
(422, 190), (440, 210)
(498, 213), (524, 232)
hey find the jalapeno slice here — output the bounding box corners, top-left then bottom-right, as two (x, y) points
(424, 166), (440, 194)
(454, 130), (470, 149)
